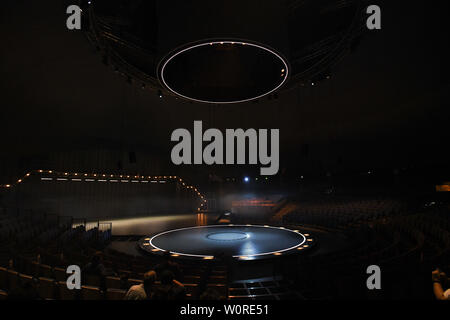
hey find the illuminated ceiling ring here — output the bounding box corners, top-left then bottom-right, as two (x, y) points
(158, 39), (290, 104)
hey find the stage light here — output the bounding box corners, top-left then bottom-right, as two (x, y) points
(244, 176), (249, 182)
(158, 90), (163, 98)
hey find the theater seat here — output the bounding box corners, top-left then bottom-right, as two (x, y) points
(38, 277), (57, 299)
(0, 289), (7, 300)
(105, 288), (126, 300)
(7, 270), (19, 292)
(53, 267), (66, 282)
(30, 261), (40, 277)
(81, 285), (103, 300)
(58, 281), (77, 300)
(127, 278), (143, 287)
(39, 264), (53, 278)
(207, 284), (228, 298)
(208, 275), (227, 285)
(0, 267), (8, 290)
(84, 274), (101, 287)
(183, 275), (201, 284)
(183, 283), (198, 298)
(105, 276), (122, 289)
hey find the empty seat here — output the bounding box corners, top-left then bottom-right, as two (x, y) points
(105, 276), (122, 289)
(84, 274), (101, 287)
(30, 261), (40, 277)
(39, 264), (53, 278)
(38, 277), (57, 299)
(0, 289), (7, 300)
(81, 285), (103, 300)
(105, 288), (126, 300)
(58, 281), (77, 300)
(207, 284), (228, 298)
(19, 273), (34, 285)
(7, 270), (19, 292)
(208, 275), (227, 285)
(0, 267), (7, 290)
(183, 283), (199, 298)
(183, 275), (201, 284)
(53, 267), (66, 282)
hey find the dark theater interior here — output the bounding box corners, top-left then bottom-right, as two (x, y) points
(1, 0), (450, 308)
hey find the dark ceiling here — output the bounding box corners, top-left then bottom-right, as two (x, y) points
(0, 0), (449, 182)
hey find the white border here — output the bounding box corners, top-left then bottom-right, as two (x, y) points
(146, 224), (307, 259)
(159, 40), (289, 104)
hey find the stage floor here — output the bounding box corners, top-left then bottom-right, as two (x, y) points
(139, 225), (314, 260)
(99, 213), (219, 236)
(105, 213), (348, 260)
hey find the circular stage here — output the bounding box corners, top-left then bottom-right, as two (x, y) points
(139, 225), (314, 260)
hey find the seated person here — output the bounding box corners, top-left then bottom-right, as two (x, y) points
(155, 251), (183, 282)
(432, 268), (450, 300)
(83, 252), (108, 277)
(153, 270), (186, 300)
(125, 270), (156, 300)
(82, 251), (114, 291)
(200, 287), (225, 300)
